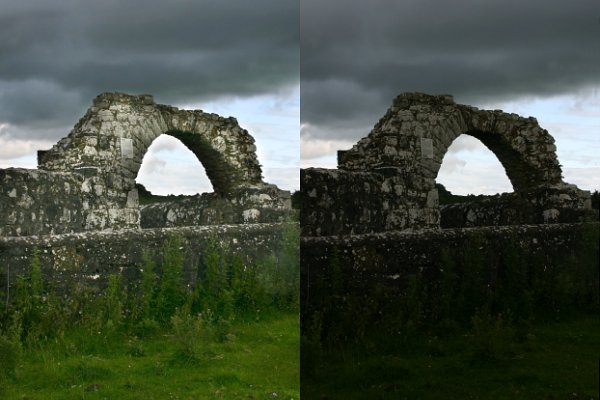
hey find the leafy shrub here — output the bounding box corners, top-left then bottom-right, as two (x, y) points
(73, 286), (104, 334)
(403, 273), (424, 326)
(256, 255), (280, 308)
(195, 238), (233, 319)
(277, 223), (300, 308)
(126, 336), (146, 357)
(133, 318), (161, 338)
(170, 310), (204, 361)
(129, 251), (158, 323)
(230, 255), (260, 314)
(306, 225), (598, 354)
(0, 225), (299, 355)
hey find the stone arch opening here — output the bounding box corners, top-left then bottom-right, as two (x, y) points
(136, 134), (213, 195)
(436, 134), (513, 196)
(163, 129), (253, 196)
(462, 129), (546, 193)
(420, 123), (563, 198)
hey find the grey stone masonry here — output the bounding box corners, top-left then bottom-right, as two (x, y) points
(1, 92), (291, 236)
(38, 92), (262, 193)
(302, 92), (593, 236)
(440, 188), (596, 228)
(141, 184), (293, 228)
(0, 222), (295, 292)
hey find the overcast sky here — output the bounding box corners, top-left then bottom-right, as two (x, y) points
(0, 0), (299, 195)
(301, 0), (600, 194)
(2, 1), (598, 196)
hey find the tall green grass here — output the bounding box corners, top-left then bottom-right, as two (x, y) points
(0, 224), (300, 398)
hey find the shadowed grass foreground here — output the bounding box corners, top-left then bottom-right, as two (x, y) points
(303, 315), (598, 399)
(301, 224), (599, 398)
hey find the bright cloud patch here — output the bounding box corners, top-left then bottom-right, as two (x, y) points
(0, 134), (55, 168)
(437, 135), (513, 195)
(300, 136), (355, 161)
(136, 135), (213, 196)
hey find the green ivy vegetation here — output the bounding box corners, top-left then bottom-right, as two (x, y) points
(302, 225), (599, 398)
(0, 225), (300, 399)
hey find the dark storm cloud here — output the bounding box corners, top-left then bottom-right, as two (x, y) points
(0, 0), (298, 140)
(301, 0), (600, 140)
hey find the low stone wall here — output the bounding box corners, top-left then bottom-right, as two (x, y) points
(0, 168), (291, 236)
(441, 188), (596, 228)
(302, 165), (593, 235)
(301, 222), (598, 287)
(301, 168), (438, 236)
(0, 168), (138, 236)
(141, 185), (292, 228)
(0, 223), (294, 292)
(301, 222), (599, 336)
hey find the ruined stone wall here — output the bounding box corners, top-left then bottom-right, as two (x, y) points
(38, 92), (262, 193)
(141, 184), (293, 228)
(302, 92), (592, 235)
(301, 168), (438, 236)
(0, 223), (294, 292)
(0, 168), (138, 236)
(339, 92), (563, 190)
(1, 92), (291, 236)
(440, 187), (596, 228)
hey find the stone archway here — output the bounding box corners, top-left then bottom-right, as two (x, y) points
(301, 93), (593, 236)
(0, 92), (290, 236)
(38, 92), (263, 195)
(338, 92), (563, 193)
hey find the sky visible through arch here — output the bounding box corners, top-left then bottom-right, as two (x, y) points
(0, 0), (299, 194)
(137, 135), (212, 196)
(300, 0), (600, 195)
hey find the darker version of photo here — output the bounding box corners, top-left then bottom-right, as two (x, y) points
(299, 0), (599, 398)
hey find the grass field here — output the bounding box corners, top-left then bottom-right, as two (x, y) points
(1, 312), (299, 399)
(303, 315), (599, 399)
